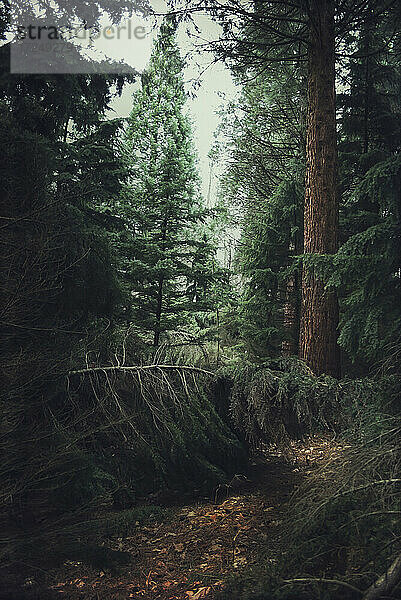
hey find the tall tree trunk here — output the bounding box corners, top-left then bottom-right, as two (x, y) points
(299, 0), (340, 377)
(282, 271), (300, 356)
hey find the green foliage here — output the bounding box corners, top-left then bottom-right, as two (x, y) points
(216, 60), (305, 359)
(66, 367), (247, 501)
(329, 156), (401, 365)
(118, 18), (221, 348)
(333, 19), (401, 367)
(0, 69), (138, 578)
(216, 5), (401, 372)
(1, 4), (401, 596)
(216, 358), (397, 449)
(238, 180), (303, 357)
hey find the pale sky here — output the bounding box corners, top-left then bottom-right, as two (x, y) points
(94, 2), (238, 200)
(4, 1), (238, 200)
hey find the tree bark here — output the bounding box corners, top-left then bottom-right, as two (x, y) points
(153, 274), (164, 347)
(153, 215), (168, 347)
(299, 0), (340, 377)
(363, 553), (401, 600)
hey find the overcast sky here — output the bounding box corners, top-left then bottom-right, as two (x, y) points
(4, 1), (238, 200)
(94, 1), (238, 200)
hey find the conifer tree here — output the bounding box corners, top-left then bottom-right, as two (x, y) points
(216, 65), (305, 358)
(0, 67), (132, 544)
(331, 16), (401, 367)
(122, 18), (214, 347)
(198, 0), (400, 375)
(298, 0), (340, 377)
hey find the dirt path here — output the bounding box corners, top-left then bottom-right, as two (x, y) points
(49, 436), (339, 600)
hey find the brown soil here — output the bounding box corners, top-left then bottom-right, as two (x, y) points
(30, 436), (342, 600)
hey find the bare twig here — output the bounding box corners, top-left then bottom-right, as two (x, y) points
(282, 577), (363, 595)
(331, 479), (401, 500)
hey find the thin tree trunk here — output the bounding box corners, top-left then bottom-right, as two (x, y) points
(299, 0), (340, 377)
(153, 275), (164, 347)
(282, 272), (299, 356)
(153, 215), (168, 347)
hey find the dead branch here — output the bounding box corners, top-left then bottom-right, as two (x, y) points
(331, 479), (401, 500)
(69, 365), (214, 377)
(363, 553), (401, 600)
(282, 577), (363, 595)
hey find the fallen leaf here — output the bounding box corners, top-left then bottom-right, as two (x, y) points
(174, 543), (185, 552)
(210, 543), (222, 551)
(233, 556), (247, 568)
(193, 586), (212, 599)
(146, 571), (153, 587)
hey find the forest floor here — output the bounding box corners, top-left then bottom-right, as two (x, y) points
(48, 436), (344, 600)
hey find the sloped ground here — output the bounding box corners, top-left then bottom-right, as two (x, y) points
(47, 436), (343, 600)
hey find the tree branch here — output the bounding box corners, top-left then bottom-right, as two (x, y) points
(363, 554), (401, 600)
(69, 365), (214, 377)
(282, 577), (363, 595)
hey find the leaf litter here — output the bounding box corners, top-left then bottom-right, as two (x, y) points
(49, 435), (343, 599)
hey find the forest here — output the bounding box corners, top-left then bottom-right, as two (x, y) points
(1, 0), (400, 598)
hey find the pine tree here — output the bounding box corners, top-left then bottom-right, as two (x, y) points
(298, 0), (340, 377)
(0, 66), (133, 547)
(121, 18), (213, 348)
(195, 0), (400, 374)
(215, 58), (305, 358)
(331, 16), (401, 368)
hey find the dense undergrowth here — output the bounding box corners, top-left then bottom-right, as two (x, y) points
(3, 349), (400, 600)
(215, 361), (401, 600)
(1, 362), (247, 586)
(213, 358), (399, 445)
(65, 365), (247, 504)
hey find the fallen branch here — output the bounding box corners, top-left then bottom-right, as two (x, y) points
(282, 577), (363, 595)
(363, 553), (401, 600)
(358, 535), (401, 574)
(69, 365), (214, 377)
(331, 479), (401, 500)
(339, 510), (401, 530)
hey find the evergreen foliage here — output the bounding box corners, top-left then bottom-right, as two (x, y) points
(1, 2), (401, 596)
(215, 4), (401, 372)
(0, 70), (138, 576)
(215, 357), (399, 449)
(120, 18), (219, 348)
(216, 64), (305, 358)
(331, 20), (401, 367)
(66, 367), (247, 502)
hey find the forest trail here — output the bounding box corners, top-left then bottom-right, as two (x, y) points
(50, 436), (343, 600)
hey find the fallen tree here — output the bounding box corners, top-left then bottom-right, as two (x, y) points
(1, 360), (247, 589)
